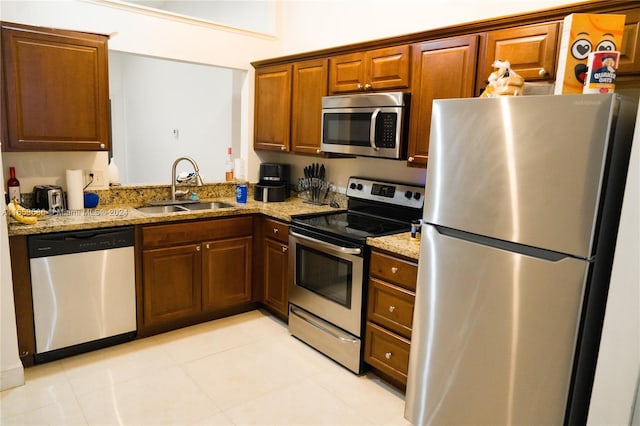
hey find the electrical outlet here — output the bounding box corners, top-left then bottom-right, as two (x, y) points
(83, 169), (107, 189)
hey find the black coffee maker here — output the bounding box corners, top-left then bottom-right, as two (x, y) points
(254, 163), (290, 202)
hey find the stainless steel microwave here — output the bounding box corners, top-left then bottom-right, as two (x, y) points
(320, 92), (410, 159)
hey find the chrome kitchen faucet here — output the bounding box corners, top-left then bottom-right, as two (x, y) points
(171, 156), (204, 201)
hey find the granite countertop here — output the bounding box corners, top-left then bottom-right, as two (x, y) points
(6, 196), (340, 236)
(367, 232), (421, 261)
(7, 188), (420, 260)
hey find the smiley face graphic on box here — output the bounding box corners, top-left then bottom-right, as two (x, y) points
(555, 14), (626, 94)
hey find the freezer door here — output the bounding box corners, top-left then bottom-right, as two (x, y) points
(425, 94), (628, 258)
(405, 225), (589, 425)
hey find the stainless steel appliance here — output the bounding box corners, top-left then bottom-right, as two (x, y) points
(29, 226), (137, 363)
(405, 94), (638, 425)
(289, 177), (424, 373)
(320, 92), (409, 159)
(254, 162), (290, 202)
(33, 185), (66, 213)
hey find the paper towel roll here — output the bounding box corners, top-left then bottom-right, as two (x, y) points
(66, 169), (84, 210)
(234, 158), (244, 181)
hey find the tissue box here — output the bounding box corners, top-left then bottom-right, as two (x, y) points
(554, 13), (626, 94)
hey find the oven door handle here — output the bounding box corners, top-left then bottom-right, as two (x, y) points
(369, 108), (381, 151)
(290, 306), (359, 344)
(290, 231), (362, 255)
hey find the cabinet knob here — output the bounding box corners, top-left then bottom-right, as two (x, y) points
(385, 352), (393, 360)
(282, 246), (288, 253)
(388, 305), (396, 313)
(391, 266), (398, 274)
(99, 143), (106, 149)
(196, 246), (201, 251)
(408, 156), (415, 162)
(19, 351), (29, 358)
(364, 83), (372, 90)
(316, 149), (321, 154)
(538, 68), (548, 77)
(273, 228), (278, 234)
(280, 146), (286, 151)
(356, 83), (363, 90)
(206, 243), (211, 249)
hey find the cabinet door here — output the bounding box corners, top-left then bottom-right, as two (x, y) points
(329, 52), (365, 94)
(263, 237), (289, 317)
(619, 8), (640, 74)
(329, 46), (410, 94)
(407, 35), (478, 168)
(202, 236), (253, 311)
(254, 64), (292, 152)
(142, 244), (202, 326)
(365, 45), (411, 91)
(477, 22), (558, 95)
(1, 22), (110, 151)
(291, 58), (328, 155)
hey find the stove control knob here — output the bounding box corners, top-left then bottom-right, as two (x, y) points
(404, 191), (413, 199)
(349, 182), (357, 190)
(356, 183), (363, 191)
(413, 192), (422, 200)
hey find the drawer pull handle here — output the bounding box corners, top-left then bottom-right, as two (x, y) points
(388, 305), (396, 313)
(391, 266), (398, 274)
(385, 352), (393, 360)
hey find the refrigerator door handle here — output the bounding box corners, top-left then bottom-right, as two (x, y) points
(433, 224), (577, 262)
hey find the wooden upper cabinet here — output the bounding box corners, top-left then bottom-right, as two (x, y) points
(329, 45), (410, 94)
(407, 35), (479, 168)
(619, 8), (640, 74)
(1, 22), (110, 151)
(254, 64), (292, 152)
(477, 22), (559, 95)
(291, 58), (328, 155)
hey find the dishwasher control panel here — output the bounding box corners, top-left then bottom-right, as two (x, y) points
(28, 226), (135, 257)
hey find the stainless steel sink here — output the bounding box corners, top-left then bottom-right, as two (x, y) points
(136, 205), (190, 214)
(183, 201), (234, 211)
(136, 201), (234, 214)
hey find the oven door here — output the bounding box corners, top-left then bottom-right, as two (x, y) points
(288, 229), (364, 337)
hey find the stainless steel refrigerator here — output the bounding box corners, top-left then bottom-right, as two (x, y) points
(405, 94), (637, 425)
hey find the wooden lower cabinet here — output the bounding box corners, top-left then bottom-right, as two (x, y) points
(139, 216), (254, 335)
(364, 249), (418, 389)
(260, 217), (290, 319)
(202, 236), (253, 311)
(142, 244), (202, 326)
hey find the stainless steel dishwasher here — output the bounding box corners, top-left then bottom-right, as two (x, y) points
(28, 226), (136, 363)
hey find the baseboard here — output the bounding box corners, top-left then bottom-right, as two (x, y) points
(0, 364), (25, 391)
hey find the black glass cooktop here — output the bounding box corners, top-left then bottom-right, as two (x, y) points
(292, 210), (408, 242)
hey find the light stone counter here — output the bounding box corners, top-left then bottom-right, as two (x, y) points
(367, 232), (421, 261)
(7, 196), (342, 237)
(8, 183), (418, 261)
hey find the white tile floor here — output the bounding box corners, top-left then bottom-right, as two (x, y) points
(1, 310), (411, 425)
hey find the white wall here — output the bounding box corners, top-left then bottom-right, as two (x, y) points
(0, 150), (24, 391)
(109, 51), (241, 185)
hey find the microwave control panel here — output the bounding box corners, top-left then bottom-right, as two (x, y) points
(375, 113), (398, 148)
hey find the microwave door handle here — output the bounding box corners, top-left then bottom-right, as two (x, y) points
(369, 108), (381, 151)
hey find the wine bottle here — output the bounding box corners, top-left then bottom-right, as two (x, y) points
(225, 147), (234, 181)
(7, 166), (20, 202)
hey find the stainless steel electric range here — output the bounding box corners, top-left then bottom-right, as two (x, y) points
(288, 176), (424, 373)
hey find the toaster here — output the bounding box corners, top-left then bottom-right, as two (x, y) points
(33, 185), (66, 212)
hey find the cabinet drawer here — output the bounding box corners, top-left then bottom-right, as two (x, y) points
(369, 250), (417, 291)
(263, 217), (289, 244)
(142, 216), (253, 249)
(367, 277), (414, 339)
(364, 322), (410, 385)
